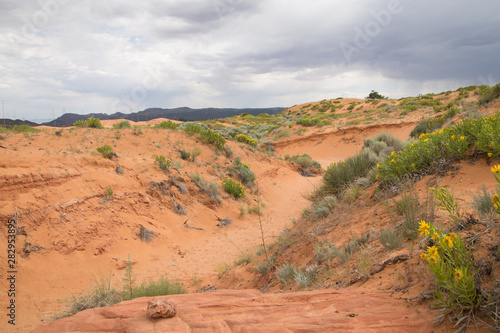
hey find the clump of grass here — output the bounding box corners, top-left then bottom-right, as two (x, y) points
(396, 187), (422, 240)
(57, 262), (184, 319)
(104, 187), (113, 198)
(285, 153), (321, 169)
(472, 184), (496, 221)
(234, 252), (252, 266)
(276, 263), (297, 285)
(180, 147), (201, 161)
(112, 121), (131, 129)
(378, 228), (402, 250)
(56, 275), (121, 319)
(294, 265), (319, 288)
(132, 126), (142, 135)
(323, 151), (373, 195)
(191, 174), (220, 203)
(0, 124), (40, 133)
(132, 275), (185, 299)
(274, 129), (292, 140)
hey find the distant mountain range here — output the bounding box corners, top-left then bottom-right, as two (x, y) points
(35, 106), (286, 127)
(0, 118), (39, 127)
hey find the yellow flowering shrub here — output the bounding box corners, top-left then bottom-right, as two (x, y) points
(235, 134), (258, 147)
(418, 221), (479, 319)
(221, 178), (245, 199)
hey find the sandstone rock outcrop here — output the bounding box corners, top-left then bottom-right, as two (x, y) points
(34, 289), (434, 332)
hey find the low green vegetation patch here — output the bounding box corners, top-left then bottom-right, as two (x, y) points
(235, 133), (258, 147)
(154, 120), (180, 129)
(58, 260), (185, 319)
(479, 82), (500, 105)
(74, 117), (103, 128)
(409, 107), (460, 138)
(377, 115), (500, 182)
(285, 153), (321, 170)
(96, 144), (115, 159)
(0, 124), (40, 133)
(221, 178), (245, 199)
(155, 155), (171, 170)
(112, 121), (131, 129)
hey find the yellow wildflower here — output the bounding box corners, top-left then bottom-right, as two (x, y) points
(418, 220), (431, 236)
(426, 246), (439, 257)
(443, 235), (453, 248)
(491, 165), (500, 173)
(427, 255), (439, 264)
(431, 233), (439, 240)
(391, 151), (395, 156)
(460, 136), (465, 140)
(454, 269), (463, 281)
(420, 253), (426, 261)
(488, 153), (492, 157)
(448, 233), (456, 241)
(451, 135), (456, 140)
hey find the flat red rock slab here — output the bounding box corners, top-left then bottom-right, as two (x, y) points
(34, 289), (433, 332)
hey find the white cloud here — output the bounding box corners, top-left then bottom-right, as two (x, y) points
(0, 0), (499, 120)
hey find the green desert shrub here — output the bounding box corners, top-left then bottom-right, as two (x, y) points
(155, 120), (179, 129)
(379, 228), (402, 250)
(155, 155), (171, 170)
(221, 178), (245, 199)
(285, 153), (321, 169)
(235, 133), (258, 147)
(233, 158), (256, 186)
(377, 116), (500, 182)
(112, 121), (131, 129)
(323, 151), (373, 194)
(275, 263), (297, 285)
(191, 174), (220, 203)
(96, 145), (115, 159)
(479, 82), (500, 105)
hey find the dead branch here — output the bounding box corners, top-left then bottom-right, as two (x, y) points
(370, 254), (410, 275)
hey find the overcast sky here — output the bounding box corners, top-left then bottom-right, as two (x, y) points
(1, 0), (499, 120)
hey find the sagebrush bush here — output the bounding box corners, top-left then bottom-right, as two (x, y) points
(276, 263), (296, 285)
(323, 151), (373, 194)
(479, 82), (500, 105)
(112, 121), (131, 129)
(191, 174), (220, 203)
(472, 185), (496, 220)
(378, 229), (402, 250)
(285, 153), (321, 169)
